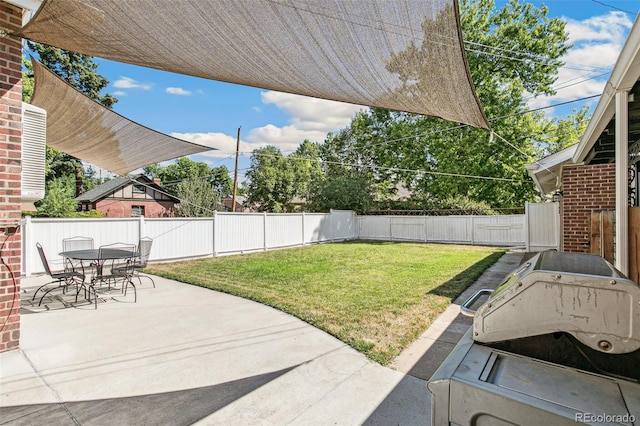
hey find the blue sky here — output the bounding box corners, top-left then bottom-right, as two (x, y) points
(88, 1), (638, 184)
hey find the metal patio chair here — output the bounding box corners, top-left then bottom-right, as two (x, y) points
(134, 237), (155, 287)
(112, 237), (155, 288)
(33, 242), (85, 306)
(62, 236), (94, 275)
(92, 242), (137, 303)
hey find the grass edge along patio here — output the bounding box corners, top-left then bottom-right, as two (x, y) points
(146, 241), (505, 365)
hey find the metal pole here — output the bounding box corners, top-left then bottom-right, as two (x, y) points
(615, 90), (629, 274)
(231, 127), (241, 212)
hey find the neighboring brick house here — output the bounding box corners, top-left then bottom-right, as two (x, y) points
(76, 175), (179, 218)
(223, 195), (251, 212)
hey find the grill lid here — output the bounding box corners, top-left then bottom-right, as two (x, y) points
(471, 251), (640, 354)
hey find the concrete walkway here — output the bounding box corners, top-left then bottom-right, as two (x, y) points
(0, 250), (524, 425)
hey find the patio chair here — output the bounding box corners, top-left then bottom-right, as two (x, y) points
(92, 242), (137, 303)
(112, 237), (155, 287)
(62, 236), (94, 274)
(134, 237), (155, 287)
(33, 242), (85, 306)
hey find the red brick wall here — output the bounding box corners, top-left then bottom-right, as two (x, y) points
(561, 163), (616, 253)
(95, 199), (175, 217)
(0, 2), (22, 352)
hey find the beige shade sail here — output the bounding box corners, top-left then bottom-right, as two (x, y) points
(30, 59), (217, 175)
(18, 0), (490, 130)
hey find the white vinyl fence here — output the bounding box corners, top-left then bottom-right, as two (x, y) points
(23, 210), (357, 276)
(357, 202), (559, 250)
(22, 204), (559, 276)
(358, 214), (525, 246)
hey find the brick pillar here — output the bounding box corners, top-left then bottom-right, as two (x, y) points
(0, 2), (22, 352)
(560, 164), (616, 253)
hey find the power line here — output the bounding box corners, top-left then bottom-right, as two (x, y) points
(247, 151), (529, 183)
(591, 0), (637, 15)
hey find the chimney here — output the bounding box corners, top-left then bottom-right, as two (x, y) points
(152, 178), (161, 186)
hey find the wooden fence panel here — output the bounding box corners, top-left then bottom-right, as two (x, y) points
(629, 207), (640, 284)
(589, 210), (615, 264)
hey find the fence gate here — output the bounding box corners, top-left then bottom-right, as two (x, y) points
(589, 210), (615, 264)
(525, 202), (560, 252)
(630, 207), (640, 284)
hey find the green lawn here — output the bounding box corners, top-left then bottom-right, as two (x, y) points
(146, 241), (504, 365)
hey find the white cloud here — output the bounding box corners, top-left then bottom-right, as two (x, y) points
(113, 76), (152, 90)
(564, 12), (632, 45)
(170, 131), (265, 158)
(246, 124), (326, 153)
(242, 91), (363, 152)
(260, 91), (363, 132)
(527, 11), (633, 112)
(166, 87), (192, 96)
(113, 91), (127, 96)
(169, 94), (362, 159)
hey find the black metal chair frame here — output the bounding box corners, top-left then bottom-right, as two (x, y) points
(62, 236), (95, 276)
(91, 243), (137, 303)
(34, 242), (85, 306)
(133, 237), (155, 287)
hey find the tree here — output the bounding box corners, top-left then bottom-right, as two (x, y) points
(34, 176), (78, 217)
(244, 142), (326, 212)
(143, 158), (232, 200)
(143, 158), (232, 215)
(307, 173), (375, 214)
(536, 106), (589, 157)
(288, 140), (324, 202)
(173, 178), (222, 217)
(244, 146), (295, 212)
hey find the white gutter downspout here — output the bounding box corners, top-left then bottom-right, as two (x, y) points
(615, 90), (630, 275)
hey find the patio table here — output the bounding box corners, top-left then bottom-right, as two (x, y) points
(59, 248), (139, 279)
(59, 248), (139, 308)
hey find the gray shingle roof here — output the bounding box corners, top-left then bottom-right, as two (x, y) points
(75, 174), (178, 203)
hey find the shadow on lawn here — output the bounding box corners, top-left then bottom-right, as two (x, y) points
(427, 250), (505, 302)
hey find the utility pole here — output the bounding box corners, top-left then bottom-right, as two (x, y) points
(231, 127), (241, 212)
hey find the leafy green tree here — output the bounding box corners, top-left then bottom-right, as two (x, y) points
(173, 178), (223, 217)
(307, 173), (375, 214)
(536, 106), (589, 157)
(34, 176), (78, 217)
(143, 158), (232, 201)
(289, 140), (324, 201)
(244, 142), (326, 212)
(244, 146), (295, 212)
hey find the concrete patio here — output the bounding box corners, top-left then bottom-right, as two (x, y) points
(0, 251), (524, 425)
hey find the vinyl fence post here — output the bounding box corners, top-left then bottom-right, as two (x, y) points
(138, 214), (145, 242)
(330, 209), (334, 242)
(524, 202), (531, 252)
(424, 215), (428, 243)
(213, 211), (217, 257)
(263, 212), (268, 251)
(471, 215), (475, 245)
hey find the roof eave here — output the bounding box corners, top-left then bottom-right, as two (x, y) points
(573, 17), (640, 163)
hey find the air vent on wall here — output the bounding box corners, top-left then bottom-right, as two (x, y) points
(21, 102), (47, 204)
